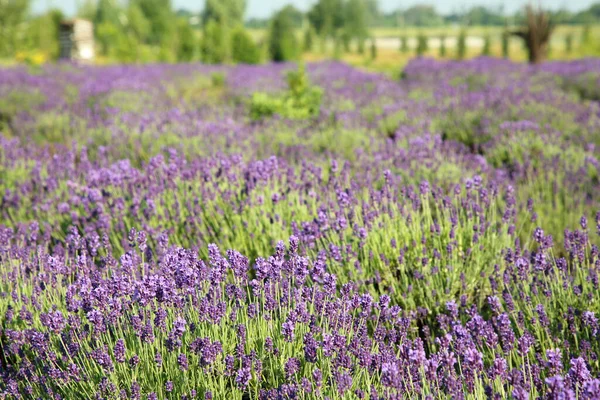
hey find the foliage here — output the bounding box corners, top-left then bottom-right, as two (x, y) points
(481, 34), (491, 56)
(464, 5), (505, 26)
(250, 64), (322, 120)
(231, 28), (261, 64)
(399, 35), (408, 53)
(439, 34), (446, 57)
(94, 0), (121, 25)
(0, 0), (29, 57)
(303, 26), (315, 52)
(307, 0), (345, 38)
(21, 8), (63, 60)
(565, 33), (573, 53)
(512, 5), (554, 64)
(457, 29), (467, 59)
(176, 17), (197, 61)
(403, 5), (443, 26)
(370, 37), (377, 59)
(131, 0), (176, 46)
(416, 33), (428, 56)
(202, 19), (229, 64)
(268, 6), (300, 62)
(211, 72), (226, 87)
(202, 0), (246, 26)
(344, 0), (370, 45)
(502, 30), (510, 58)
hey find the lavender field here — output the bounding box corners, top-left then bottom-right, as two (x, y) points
(1, 58), (600, 399)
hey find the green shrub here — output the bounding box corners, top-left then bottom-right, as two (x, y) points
(250, 64), (323, 120)
(231, 28), (261, 64)
(211, 72), (226, 88)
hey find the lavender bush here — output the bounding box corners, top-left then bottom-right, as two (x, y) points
(1, 58), (600, 399)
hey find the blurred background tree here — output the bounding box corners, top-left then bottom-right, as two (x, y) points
(231, 27), (260, 63)
(344, 0), (370, 52)
(482, 34), (491, 56)
(416, 33), (428, 56)
(307, 0), (345, 41)
(0, 0), (30, 57)
(200, 0), (246, 63)
(457, 29), (467, 59)
(269, 5), (300, 61)
(512, 4), (554, 64)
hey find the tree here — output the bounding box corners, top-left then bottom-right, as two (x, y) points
(565, 34), (573, 53)
(457, 29), (467, 59)
(28, 9), (64, 59)
(481, 34), (491, 56)
(132, 0), (176, 46)
(304, 26), (315, 52)
(202, 0), (246, 26)
(77, 0), (97, 20)
(127, 3), (151, 43)
(511, 5), (553, 64)
(0, 0), (29, 57)
(502, 30), (510, 58)
(439, 34), (446, 57)
(403, 5), (443, 26)
(96, 21), (120, 56)
(465, 6), (504, 26)
(231, 28), (260, 64)
(400, 35), (408, 53)
(344, 0), (370, 46)
(201, 0), (247, 64)
(307, 0), (345, 39)
(370, 37), (377, 59)
(176, 17), (197, 61)
(95, 0), (121, 25)
(269, 6), (300, 62)
(581, 24), (591, 46)
(201, 18), (228, 63)
(416, 34), (428, 56)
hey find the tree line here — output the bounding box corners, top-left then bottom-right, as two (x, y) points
(0, 0), (599, 63)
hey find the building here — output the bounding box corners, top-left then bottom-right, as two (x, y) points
(59, 19), (95, 62)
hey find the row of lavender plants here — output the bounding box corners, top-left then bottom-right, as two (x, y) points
(0, 58), (600, 398)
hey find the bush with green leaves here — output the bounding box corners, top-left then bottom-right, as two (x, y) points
(250, 64), (323, 120)
(231, 28), (261, 64)
(201, 19), (229, 64)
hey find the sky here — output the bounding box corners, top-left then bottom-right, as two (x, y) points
(32, 0), (598, 19)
